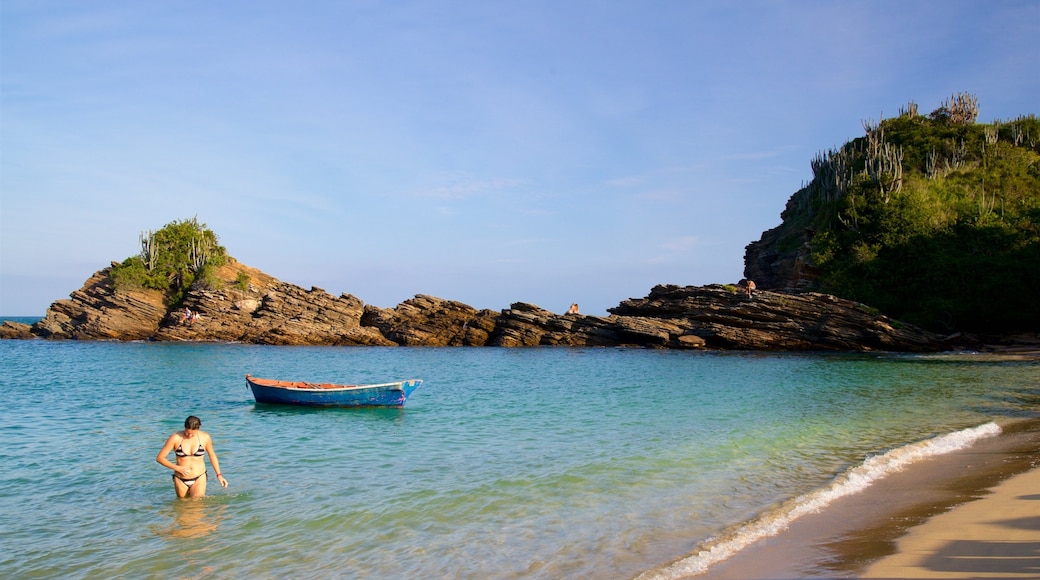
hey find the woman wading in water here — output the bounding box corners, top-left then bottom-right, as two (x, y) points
(157, 416), (228, 498)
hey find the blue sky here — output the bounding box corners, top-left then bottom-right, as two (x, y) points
(2, 1), (1038, 316)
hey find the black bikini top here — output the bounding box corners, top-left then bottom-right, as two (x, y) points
(174, 436), (206, 457)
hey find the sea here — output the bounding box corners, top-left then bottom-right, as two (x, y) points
(1, 318), (1037, 579)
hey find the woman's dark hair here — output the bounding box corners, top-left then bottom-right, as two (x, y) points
(184, 416), (202, 430)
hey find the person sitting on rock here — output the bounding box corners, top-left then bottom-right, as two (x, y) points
(182, 307), (193, 324)
(566, 303), (580, 314)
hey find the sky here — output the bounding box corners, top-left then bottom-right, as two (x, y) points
(2, 1), (1038, 316)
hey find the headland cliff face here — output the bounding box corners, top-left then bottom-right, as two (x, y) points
(1, 257), (950, 352)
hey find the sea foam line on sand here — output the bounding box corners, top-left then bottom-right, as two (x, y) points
(637, 422), (1002, 580)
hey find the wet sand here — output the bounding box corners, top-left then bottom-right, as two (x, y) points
(858, 466), (1040, 578)
(703, 419), (1040, 579)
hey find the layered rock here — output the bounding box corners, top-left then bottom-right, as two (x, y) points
(361, 295), (498, 346)
(0, 321), (34, 339)
(609, 284), (942, 351)
(152, 262), (392, 346)
(31, 264), (167, 340)
(14, 258), (950, 352)
(487, 302), (620, 347)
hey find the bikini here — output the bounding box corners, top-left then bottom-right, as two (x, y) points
(173, 437), (207, 487)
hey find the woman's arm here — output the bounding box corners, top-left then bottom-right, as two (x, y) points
(156, 434), (185, 475)
(204, 433), (229, 488)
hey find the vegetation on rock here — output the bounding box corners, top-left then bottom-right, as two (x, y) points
(762, 93), (1039, 332)
(111, 217), (227, 307)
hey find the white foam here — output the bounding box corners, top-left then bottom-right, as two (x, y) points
(637, 422), (1002, 579)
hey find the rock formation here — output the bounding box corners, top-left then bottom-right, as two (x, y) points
(4, 257), (953, 352)
(0, 321), (34, 340)
(742, 192), (818, 292)
(31, 263), (168, 340)
(609, 284), (939, 351)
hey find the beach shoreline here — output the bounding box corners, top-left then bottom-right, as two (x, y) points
(858, 465), (1040, 578)
(698, 418), (1040, 579)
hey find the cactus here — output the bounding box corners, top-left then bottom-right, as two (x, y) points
(926, 147), (940, 179)
(809, 145), (854, 208)
(940, 92), (979, 125)
(861, 122), (903, 200)
(139, 230), (158, 272)
(837, 211), (858, 231)
(189, 235), (211, 274)
(1010, 123), (1024, 146)
(984, 126), (998, 145)
(865, 140), (903, 201)
(947, 138), (967, 172)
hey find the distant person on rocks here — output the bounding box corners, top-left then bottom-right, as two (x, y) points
(157, 415), (228, 498)
(744, 280), (756, 299)
(182, 307), (192, 324)
(567, 303), (580, 314)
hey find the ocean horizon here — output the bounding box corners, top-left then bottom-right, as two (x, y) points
(1, 316), (43, 324)
(2, 339), (1036, 578)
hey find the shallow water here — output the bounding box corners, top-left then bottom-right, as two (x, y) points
(1, 340), (1036, 578)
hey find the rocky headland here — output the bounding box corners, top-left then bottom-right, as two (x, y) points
(1, 258), (962, 352)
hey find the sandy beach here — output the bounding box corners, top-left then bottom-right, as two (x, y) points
(857, 349), (1040, 579)
(704, 418), (1040, 579)
(859, 466), (1040, 578)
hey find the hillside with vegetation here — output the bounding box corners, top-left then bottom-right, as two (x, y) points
(745, 93), (1039, 333)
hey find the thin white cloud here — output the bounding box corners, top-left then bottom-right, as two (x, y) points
(415, 177), (526, 201)
(661, 236), (702, 253)
(635, 189), (687, 203)
(723, 150), (781, 162)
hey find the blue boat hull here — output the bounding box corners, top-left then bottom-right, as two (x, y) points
(246, 375), (422, 407)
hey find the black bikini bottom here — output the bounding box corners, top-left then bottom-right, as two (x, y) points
(173, 470), (207, 488)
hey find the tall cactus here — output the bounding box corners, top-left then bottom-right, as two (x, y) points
(943, 138), (968, 174)
(940, 92), (979, 125)
(189, 235), (211, 274)
(1010, 123), (1025, 146)
(899, 101), (918, 119)
(809, 145), (853, 206)
(984, 126), (998, 145)
(863, 123), (903, 201)
(139, 230), (158, 272)
(926, 148), (940, 179)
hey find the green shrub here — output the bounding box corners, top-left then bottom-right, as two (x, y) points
(111, 256), (168, 292)
(110, 217), (228, 307)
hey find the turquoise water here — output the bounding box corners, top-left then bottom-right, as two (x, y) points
(1, 340), (1036, 579)
(1, 316), (41, 324)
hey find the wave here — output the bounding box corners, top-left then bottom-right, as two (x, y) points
(637, 422), (1002, 579)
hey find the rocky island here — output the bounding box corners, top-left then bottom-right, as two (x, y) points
(1, 254), (950, 351)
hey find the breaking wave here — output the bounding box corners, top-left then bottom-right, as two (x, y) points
(637, 422), (1002, 579)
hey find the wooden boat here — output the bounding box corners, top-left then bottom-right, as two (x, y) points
(245, 374), (423, 407)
